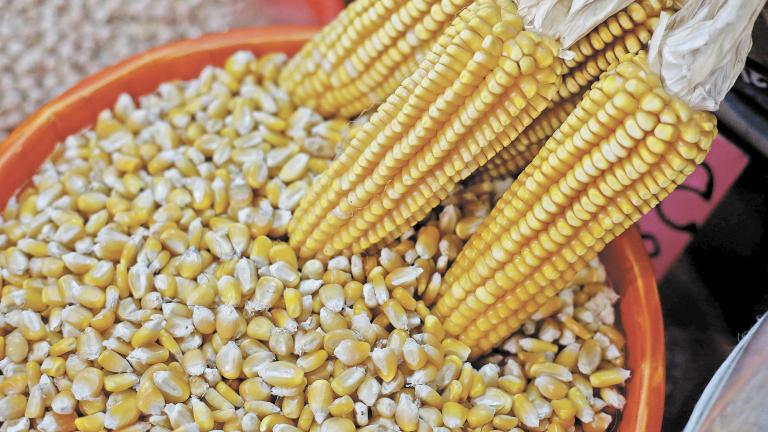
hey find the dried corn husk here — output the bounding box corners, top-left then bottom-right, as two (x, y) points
(518, 0), (636, 50)
(648, 0), (766, 110)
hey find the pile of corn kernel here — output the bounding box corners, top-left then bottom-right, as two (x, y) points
(0, 51), (629, 432)
(0, 0), (251, 140)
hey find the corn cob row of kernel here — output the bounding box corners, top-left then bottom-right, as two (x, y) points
(555, 0), (666, 104)
(472, 95), (580, 181)
(289, 0), (564, 260)
(473, 0), (669, 181)
(434, 53), (717, 355)
(279, 0), (474, 118)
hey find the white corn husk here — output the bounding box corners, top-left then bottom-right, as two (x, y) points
(648, 0), (766, 110)
(518, 0), (635, 50)
(683, 314), (768, 431)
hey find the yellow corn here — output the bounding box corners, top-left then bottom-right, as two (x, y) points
(0, 42), (636, 432)
(289, 0), (562, 259)
(474, 0), (670, 181)
(280, 0), (475, 118)
(435, 52), (716, 355)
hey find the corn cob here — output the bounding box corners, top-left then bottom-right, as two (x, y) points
(279, 0), (473, 118)
(289, 0), (564, 260)
(434, 52), (717, 355)
(473, 0), (668, 181)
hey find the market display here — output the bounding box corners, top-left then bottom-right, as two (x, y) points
(0, 51), (627, 431)
(0, 0), (761, 430)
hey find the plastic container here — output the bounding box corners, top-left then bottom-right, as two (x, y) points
(0, 26), (665, 431)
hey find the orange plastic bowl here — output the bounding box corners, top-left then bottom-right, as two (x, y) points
(0, 27), (665, 431)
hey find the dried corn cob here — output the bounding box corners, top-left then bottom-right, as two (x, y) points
(474, 0), (669, 181)
(435, 52), (717, 355)
(279, 0), (473, 118)
(289, 0), (564, 260)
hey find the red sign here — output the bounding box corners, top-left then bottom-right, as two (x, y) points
(638, 135), (749, 278)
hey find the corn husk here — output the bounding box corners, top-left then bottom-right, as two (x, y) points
(648, 0), (766, 110)
(518, 0), (635, 49)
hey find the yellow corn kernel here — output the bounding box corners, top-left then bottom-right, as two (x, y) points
(371, 347), (398, 382)
(551, 398), (577, 424)
(104, 373), (139, 393)
(41, 356), (66, 377)
(563, 316), (595, 341)
(0, 394), (27, 421)
(441, 401), (468, 428)
(328, 395), (355, 417)
(191, 397), (215, 431)
(216, 341), (244, 379)
(268, 242), (297, 267)
(297, 404), (314, 430)
(334, 339), (371, 366)
(152, 370), (191, 403)
(0, 374), (27, 395)
(74, 412), (106, 432)
(214, 276), (241, 306)
(554, 343), (581, 371)
(331, 366), (366, 396)
(72, 367), (104, 401)
(258, 361), (304, 387)
(491, 414), (519, 429)
(284, 288), (302, 319)
(104, 395), (140, 429)
(256, 413), (291, 430)
(589, 368), (631, 388)
(245, 316), (274, 341)
(97, 350), (132, 373)
(568, 386), (596, 423)
(318, 417), (355, 432)
(576, 339), (602, 376)
(296, 350), (328, 373)
(80, 395), (107, 416)
(466, 404), (494, 428)
(583, 412), (613, 432)
(205, 388), (235, 411)
(599, 324), (627, 349)
(17, 238), (49, 257)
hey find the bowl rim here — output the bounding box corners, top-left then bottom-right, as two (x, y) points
(0, 26), (665, 431)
